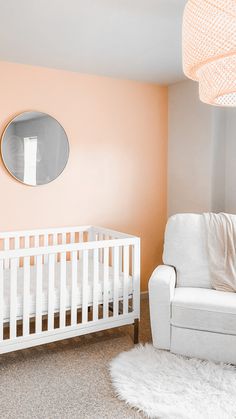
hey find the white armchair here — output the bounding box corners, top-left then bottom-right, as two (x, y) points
(149, 213), (236, 364)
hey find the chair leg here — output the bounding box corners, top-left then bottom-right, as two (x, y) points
(133, 319), (139, 344)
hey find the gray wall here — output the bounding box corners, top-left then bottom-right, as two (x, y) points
(168, 79), (236, 216)
(225, 110), (236, 213)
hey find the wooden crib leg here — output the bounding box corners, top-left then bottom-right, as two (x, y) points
(133, 319), (139, 344)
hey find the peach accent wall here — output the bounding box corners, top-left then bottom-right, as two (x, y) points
(0, 61), (167, 291)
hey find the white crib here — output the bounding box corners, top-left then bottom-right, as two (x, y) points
(0, 225), (140, 354)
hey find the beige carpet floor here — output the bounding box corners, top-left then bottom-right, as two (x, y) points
(0, 298), (151, 419)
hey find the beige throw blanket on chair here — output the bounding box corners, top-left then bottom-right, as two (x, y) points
(203, 212), (236, 292)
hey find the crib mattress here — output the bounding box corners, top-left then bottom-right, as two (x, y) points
(2, 259), (133, 321)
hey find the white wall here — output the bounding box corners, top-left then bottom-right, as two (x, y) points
(168, 79), (235, 216)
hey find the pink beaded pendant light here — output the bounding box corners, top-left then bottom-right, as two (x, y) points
(182, 0), (236, 106)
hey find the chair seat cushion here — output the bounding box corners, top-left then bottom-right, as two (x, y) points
(171, 288), (236, 335)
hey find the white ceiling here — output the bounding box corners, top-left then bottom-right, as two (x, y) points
(0, 0), (187, 85)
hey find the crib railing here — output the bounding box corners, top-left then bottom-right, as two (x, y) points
(0, 225), (92, 270)
(0, 226), (140, 353)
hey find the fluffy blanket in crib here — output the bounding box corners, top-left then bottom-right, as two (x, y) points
(203, 212), (236, 292)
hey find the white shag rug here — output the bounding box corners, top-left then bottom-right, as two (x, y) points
(110, 344), (236, 419)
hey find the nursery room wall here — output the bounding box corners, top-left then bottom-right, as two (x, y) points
(168, 80), (213, 215)
(0, 61), (168, 292)
(168, 79), (236, 217)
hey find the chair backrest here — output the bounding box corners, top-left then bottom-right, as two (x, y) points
(163, 213), (212, 289)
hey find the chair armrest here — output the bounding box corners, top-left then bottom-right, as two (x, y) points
(148, 265), (176, 350)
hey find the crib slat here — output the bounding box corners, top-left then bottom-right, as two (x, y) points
(0, 259), (3, 340)
(15, 237), (20, 268)
(44, 235), (48, 264)
(4, 238), (9, 269)
(92, 248), (99, 321)
(110, 240), (114, 267)
(34, 235), (39, 265)
(34, 235), (39, 248)
(70, 232), (75, 244)
(60, 252), (66, 329)
(133, 241), (140, 317)
(25, 236), (30, 267)
(44, 234), (48, 246)
(113, 246), (119, 317)
(35, 255), (43, 333)
(23, 256), (30, 336)
(71, 251), (78, 326)
(123, 245), (129, 314)
(10, 258), (17, 339)
(79, 232), (83, 243)
(62, 233), (67, 245)
(99, 233), (103, 263)
(15, 237), (20, 248)
(103, 247), (109, 319)
(25, 236), (30, 249)
(82, 250), (88, 323)
(48, 254), (55, 331)
(79, 232), (83, 259)
(53, 234), (58, 262)
(119, 246), (123, 274)
(53, 233), (57, 245)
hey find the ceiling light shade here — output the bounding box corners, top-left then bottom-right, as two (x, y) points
(182, 0), (236, 106)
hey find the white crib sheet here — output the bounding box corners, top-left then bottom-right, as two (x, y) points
(3, 259), (133, 321)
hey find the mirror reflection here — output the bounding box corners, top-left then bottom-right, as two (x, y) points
(1, 111), (69, 186)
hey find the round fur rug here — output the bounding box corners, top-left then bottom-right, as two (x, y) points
(109, 344), (236, 419)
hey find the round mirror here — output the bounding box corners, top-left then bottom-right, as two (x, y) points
(1, 111), (69, 186)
